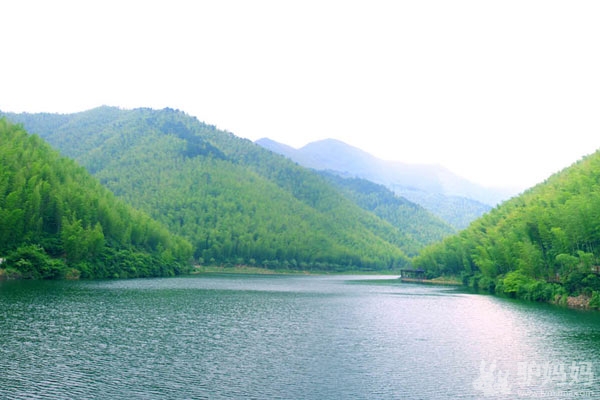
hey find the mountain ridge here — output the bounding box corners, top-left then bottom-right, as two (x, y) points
(2, 106), (448, 271)
(256, 137), (513, 228)
(258, 137), (515, 203)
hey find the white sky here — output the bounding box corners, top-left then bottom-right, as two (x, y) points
(2, 0), (599, 190)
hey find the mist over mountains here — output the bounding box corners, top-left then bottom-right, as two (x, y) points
(257, 138), (518, 229)
(4, 103), (600, 307)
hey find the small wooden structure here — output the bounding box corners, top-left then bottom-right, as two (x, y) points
(400, 268), (426, 282)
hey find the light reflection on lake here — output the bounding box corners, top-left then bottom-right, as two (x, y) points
(1, 274), (598, 399)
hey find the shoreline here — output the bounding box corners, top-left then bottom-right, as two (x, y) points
(563, 294), (592, 309)
(191, 265), (402, 276)
(191, 265), (309, 275)
(401, 276), (597, 311)
(4, 265), (595, 310)
(0, 264), (402, 281)
(399, 277), (462, 286)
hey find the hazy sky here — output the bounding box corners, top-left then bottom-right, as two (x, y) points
(2, 1), (599, 190)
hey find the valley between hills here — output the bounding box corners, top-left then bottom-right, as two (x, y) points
(2, 106), (600, 308)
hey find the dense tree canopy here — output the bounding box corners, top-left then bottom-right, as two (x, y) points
(4, 107), (416, 271)
(413, 151), (600, 306)
(317, 172), (454, 254)
(0, 119), (193, 279)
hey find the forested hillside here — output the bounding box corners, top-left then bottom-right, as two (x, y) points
(413, 150), (600, 307)
(0, 119), (193, 279)
(256, 138), (508, 229)
(3, 107), (415, 271)
(317, 172), (454, 251)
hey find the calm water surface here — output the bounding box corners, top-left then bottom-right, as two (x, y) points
(1, 274), (599, 399)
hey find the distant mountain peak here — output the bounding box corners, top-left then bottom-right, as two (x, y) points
(300, 138), (373, 157)
(301, 138), (353, 148)
(256, 137), (517, 228)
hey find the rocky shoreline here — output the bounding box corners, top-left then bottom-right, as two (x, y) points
(566, 294), (591, 309)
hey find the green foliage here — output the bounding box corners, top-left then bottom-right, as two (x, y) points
(498, 271), (533, 298)
(398, 192), (492, 230)
(317, 172), (455, 254)
(413, 149), (600, 301)
(257, 137), (496, 230)
(3, 244), (66, 279)
(0, 118), (193, 279)
(589, 291), (600, 310)
(3, 107), (412, 271)
(495, 271), (564, 302)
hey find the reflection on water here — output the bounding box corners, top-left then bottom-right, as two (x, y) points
(1, 275), (599, 399)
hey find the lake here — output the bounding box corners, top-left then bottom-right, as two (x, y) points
(1, 274), (599, 399)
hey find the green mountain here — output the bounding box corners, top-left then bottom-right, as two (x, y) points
(3, 107), (417, 271)
(0, 118), (193, 279)
(413, 150), (600, 307)
(256, 137), (514, 229)
(317, 171), (454, 252)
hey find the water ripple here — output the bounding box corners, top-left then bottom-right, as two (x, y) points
(1, 276), (599, 399)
